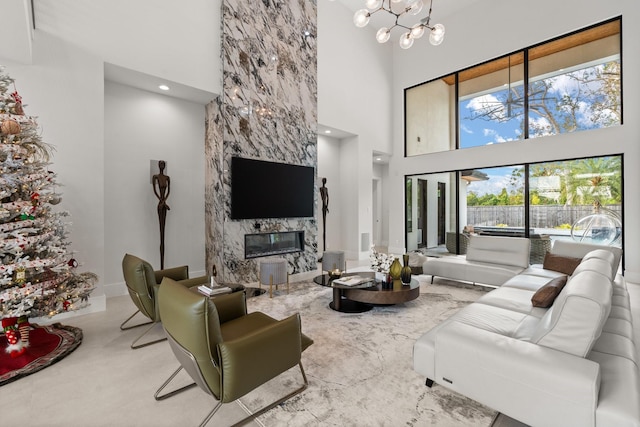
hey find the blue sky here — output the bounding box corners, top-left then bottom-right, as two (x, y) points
(458, 87), (524, 197)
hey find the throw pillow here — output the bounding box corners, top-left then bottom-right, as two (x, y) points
(542, 252), (582, 275)
(531, 275), (568, 308)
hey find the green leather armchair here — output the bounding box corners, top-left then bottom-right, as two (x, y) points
(121, 253), (207, 349)
(155, 277), (313, 427)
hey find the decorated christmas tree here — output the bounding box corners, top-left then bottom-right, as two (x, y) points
(0, 67), (96, 358)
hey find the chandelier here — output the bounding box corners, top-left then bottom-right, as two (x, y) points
(353, 0), (445, 49)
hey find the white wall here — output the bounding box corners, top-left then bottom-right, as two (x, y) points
(372, 162), (389, 248)
(318, 0), (393, 153)
(388, 0), (640, 279)
(0, 32), (106, 310)
(317, 135), (342, 254)
(103, 81), (206, 295)
(32, 0), (221, 95)
(318, 0), (393, 260)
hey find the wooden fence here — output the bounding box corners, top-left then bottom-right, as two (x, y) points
(466, 204), (621, 228)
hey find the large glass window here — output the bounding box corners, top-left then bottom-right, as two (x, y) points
(527, 22), (621, 138)
(459, 54), (525, 148)
(407, 155), (623, 261)
(528, 156), (622, 247)
(464, 165), (525, 233)
(405, 18), (621, 155)
(405, 74), (455, 156)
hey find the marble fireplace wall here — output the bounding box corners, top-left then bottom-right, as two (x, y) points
(205, 0), (318, 283)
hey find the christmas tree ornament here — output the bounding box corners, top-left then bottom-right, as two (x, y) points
(49, 193), (62, 205)
(10, 89), (24, 115)
(14, 265), (26, 285)
(1, 118), (21, 135)
(2, 317), (25, 358)
(17, 315), (29, 348)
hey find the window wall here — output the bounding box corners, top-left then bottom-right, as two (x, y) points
(406, 155), (623, 258)
(528, 156), (622, 246)
(406, 18), (621, 156)
(405, 74), (455, 156)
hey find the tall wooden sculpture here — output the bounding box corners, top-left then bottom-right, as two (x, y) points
(152, 160), (170, 269)
(320, 177), (329, 253)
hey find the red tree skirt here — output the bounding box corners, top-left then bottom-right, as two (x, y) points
(0, 323), (83, 386)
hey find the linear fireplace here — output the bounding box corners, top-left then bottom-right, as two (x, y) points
(245, 231), (305, 259)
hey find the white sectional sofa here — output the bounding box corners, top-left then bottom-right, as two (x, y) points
(413, 241), (639, 427)
(423, 235), (531, 286)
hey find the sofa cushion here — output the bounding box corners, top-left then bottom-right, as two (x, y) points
(449, 302), (539, 340)
(531, 276), (568, 308)
(476, 287), (547, 318)
(423, 256), (524, 287)
(551, 240), (622, 276)
(542, 252), (582, 275)
(573, 256), (617, 282)
(530, 270), (612, 357)
(466, 235), (530, 268)
(502, 267), (566, 292)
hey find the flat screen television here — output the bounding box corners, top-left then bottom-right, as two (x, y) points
(230, 156), (315, 219)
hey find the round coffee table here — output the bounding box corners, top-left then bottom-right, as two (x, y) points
(313, 273), (420, 313)
(344, 278), (420, 305)
(313, 272), (376, 313)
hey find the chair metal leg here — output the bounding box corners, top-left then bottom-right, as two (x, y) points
(155, 366), (197, 401)
(130, 321), (167, 349)
(199, 402), (223, 427)
(119, 310), (153, 331)
(225, 362), (310, 427)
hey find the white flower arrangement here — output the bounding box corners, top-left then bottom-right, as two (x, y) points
(370, 244), (394, 273)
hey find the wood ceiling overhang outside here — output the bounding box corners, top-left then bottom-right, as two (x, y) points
(442, 19), (620, 85)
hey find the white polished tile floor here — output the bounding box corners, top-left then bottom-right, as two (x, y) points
(0, 294), (260, 427)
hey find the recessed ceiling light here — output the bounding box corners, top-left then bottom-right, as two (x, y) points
(375, 157), (382, 161)
(158, 84), (170, 91)
(324, 130), (331, 134)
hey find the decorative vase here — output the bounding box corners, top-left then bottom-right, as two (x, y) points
(401, 254), (412, 285)
(389, 257), (402, 282)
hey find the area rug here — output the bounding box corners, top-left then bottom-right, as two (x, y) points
(238, 278), (498, 426)
(0, 323), (83, 386)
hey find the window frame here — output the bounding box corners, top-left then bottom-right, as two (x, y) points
(404, 16), (622, 157)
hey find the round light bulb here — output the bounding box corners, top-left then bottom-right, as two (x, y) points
(429, 23), (445, 45)
(410, 24), (425, 39)
(353, 9), (371, 27)
(409, 0), (424, 15)
(365, 0), (382, 9)
(376, 27), (391, 43)
(399, 32), (414, 49)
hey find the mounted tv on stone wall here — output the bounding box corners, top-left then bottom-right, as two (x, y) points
(230, 156), (315, 220)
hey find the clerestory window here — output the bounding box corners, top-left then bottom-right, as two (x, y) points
(406, 18), (621, 155)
